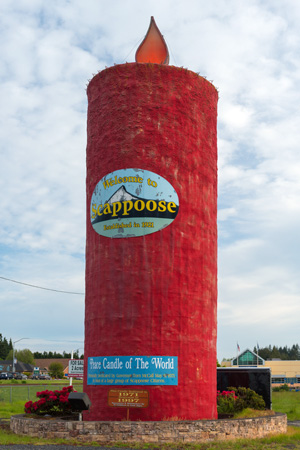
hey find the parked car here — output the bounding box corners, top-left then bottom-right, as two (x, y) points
(13, 372), (28, 380)
(38, 374), (51, 380)
(30, 374), (39, 380)
(0, 372), (14, 380)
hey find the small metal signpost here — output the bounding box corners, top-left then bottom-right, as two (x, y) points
(108, 389), (149, 420)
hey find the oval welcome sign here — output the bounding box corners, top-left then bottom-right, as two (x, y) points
(90, 168), (179, 238)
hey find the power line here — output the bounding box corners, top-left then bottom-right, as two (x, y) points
(0, 276), (84, 295)
(37, 339), (84, 343)
(121, 36), (144, 63)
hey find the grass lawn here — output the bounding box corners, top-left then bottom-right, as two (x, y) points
(0, 379), (83, 386)
(0, 380), (83, 417)
(272, 390), (300, 421)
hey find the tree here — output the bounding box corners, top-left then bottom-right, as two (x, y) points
(6, 348), (34, 364)
(33, 350), (64, 359)
(253, 344), (300, 361)
(49, 362), (64, 379)
(0, 334), (12, 360)
(290, 344), (300, 360)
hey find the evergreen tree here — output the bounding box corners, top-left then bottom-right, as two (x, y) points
(0, 334), (3, 359)
(0, 334), (12, 360)
(254, 344), (300, 361)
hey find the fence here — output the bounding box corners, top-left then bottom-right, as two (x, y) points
(0, 384), (83, 403)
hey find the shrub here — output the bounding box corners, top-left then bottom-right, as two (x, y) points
(217, 390), (237, 414)
(228, 386), (266, 411)
(49, 362), (64, 379)
(24, 385), (75, 416)
(273, 383), (289, 392)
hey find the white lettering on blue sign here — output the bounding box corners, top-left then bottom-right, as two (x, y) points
(87, 356), (178, 386)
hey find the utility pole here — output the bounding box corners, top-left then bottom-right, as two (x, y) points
(12, 338), (29, 373)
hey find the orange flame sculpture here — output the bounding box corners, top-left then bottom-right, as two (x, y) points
(135, 16), (169, 65)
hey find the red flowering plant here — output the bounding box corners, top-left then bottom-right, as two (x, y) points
(24, 386), (75, 416)
(217, 390), (238, 415)
(217, 387), (266, 415)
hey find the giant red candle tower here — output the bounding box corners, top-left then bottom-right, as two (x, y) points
(84, 17), (218, 421)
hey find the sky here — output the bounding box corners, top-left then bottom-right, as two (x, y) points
(1, 0), (300, 362)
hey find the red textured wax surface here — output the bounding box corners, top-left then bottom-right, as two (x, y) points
(84, 63), (218, 421)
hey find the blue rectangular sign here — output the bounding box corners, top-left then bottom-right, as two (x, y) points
(87, 356), (178, 386)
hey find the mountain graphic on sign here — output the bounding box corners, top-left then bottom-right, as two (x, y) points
(92, 185), (178, 224)
(106, 185), (138, 204)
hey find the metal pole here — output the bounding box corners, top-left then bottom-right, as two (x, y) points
(12, 345), (15, 373)
(12, 338), (29, 374)
(69, 350), (73, 387)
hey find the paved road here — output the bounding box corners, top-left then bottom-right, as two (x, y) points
(288, 420), (300, 427)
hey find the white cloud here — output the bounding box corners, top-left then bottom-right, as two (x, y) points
(1, 0), (300, 361)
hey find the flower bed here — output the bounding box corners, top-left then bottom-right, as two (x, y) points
(217, 387), (266, 416)
(24, 386), (74, 416)
(10, 386), (286, 443)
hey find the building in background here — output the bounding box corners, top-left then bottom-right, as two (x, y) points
(34, 358), (70, 378)
(231, 348), (265, 367)
(222, 348), (300, 388)
(0, 360), (34, 374)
